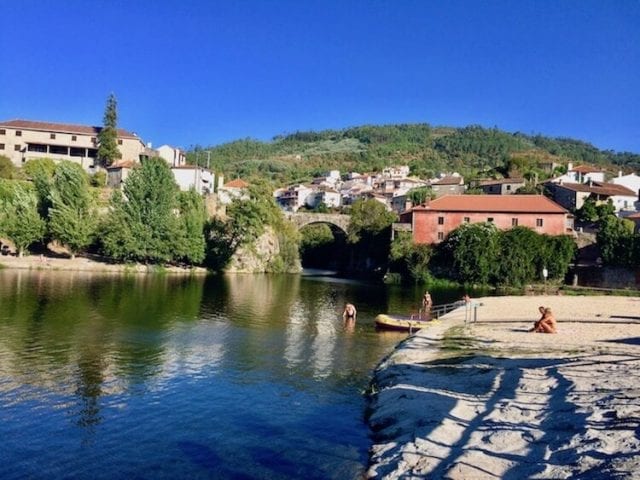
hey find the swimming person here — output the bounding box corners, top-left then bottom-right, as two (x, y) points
(343, 303), (357, 320)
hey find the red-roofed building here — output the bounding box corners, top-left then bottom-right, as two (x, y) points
(0, 119), (146, 169)
(399, 195), (572, 244)
(219, 178), (250, 204)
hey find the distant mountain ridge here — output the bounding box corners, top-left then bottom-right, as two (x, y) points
(187, 124), (640, 185)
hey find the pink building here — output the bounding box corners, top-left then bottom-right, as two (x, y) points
(399, 195), (572, 244)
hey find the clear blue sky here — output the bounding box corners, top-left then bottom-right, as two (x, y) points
(1, 0), (639, 152)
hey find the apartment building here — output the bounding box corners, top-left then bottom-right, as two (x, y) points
(0, 119), (146, 169)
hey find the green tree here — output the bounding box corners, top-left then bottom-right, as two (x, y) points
(48, 162), (96, 259)
(597, 215), (635, 266)
(97, 93), (122, 166)
(347, 199), (396, 244)
(101, 157), (178, 263)
(389, 231), (433, 282)
(174, 190), (207, 265)
(406, 186), (434, 206)
(0, 184), (46, 257)
(538, 234), (576, 280)
(0, 155), (16, 179)
(496, 226), (543, 286)
(438, 222), (500, 284)
(23, 158), (56, 179)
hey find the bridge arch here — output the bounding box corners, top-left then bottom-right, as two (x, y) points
(285, 212), (350, 235)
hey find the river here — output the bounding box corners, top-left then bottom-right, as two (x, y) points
(0, 269), (479, 479)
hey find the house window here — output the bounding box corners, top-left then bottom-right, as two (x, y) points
(50, 145), (68, 155)
(0, 129), (5, 135)
(15, 130), (22, 136)
(0, 143), (4, 150)
(50, 133), (56, 139)
(463, 217), (470, 223)
(536, 218), (544, 227)
(28, 144), (47, 153)
(512, 218), (518, 226)
(487, 217), (494, 223)
(72, 135), (77, 141)
(506, 185), (511, 191)
(91, 137), (97, 143)
(118, 139), (123, 145)
(14, 144), (21, 151)
(437, 232), (444, 241)
(438, 216), (444, 225)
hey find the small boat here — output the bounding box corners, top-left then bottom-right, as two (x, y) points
(374, 313), (437, 332)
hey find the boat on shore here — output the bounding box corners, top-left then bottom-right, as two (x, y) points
(374, 313), (437, 332)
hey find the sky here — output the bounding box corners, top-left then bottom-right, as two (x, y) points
(1, 0), (639, 152)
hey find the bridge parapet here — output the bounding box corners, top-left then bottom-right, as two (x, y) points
(285, 212), (350, 233)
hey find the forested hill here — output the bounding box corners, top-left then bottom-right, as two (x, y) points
(186, 124), (640, 186)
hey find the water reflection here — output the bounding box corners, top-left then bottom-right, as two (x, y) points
(0, 270), (412, 479)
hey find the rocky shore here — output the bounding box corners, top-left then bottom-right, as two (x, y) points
(367, 295), (640, 479)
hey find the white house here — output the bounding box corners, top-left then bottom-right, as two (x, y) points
(219, 178), (250, 205)
(274, 184), (313, 211)
(157, 145), (186, 167)
(611, 172), (640, 202)
(550, 163), (606, 184)
(305, 187), (341, 209)
(171, 166), (214, 194)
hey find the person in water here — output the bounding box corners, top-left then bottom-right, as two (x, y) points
(422, 291), (433, 312)
(343, 303), (357, 320)
(530, 306), (557, 333)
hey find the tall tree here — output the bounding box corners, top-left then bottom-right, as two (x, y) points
(48, 162), (96, 259)
(97, 93), (122, 166)
(0, 184), (46, 257)
(174, 190), (207, 265)
(101, 157), (178, 263)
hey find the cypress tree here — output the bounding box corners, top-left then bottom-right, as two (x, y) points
(97, 93), (122, 166)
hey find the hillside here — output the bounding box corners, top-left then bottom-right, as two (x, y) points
(186, 124), (640, 186)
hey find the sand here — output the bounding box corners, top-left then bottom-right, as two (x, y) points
(367, 295), (640, 479)
(0, 253), (207, 274)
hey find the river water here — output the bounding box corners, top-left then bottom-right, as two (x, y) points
(0, 270), (474, 479)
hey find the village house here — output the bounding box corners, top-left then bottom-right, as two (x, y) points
(398, 195), (572, 244)
(274, 184), (313, 212)
(106, 160), (137, 188)
(430, 174), (465, 197)
(157, 145), (187, 167)
(218, 178), (249, 205)
(0, 119), (146, 170)
(545, 181), (636, 213)
(478, 177), (525, 195)
(305, 186), (341, 209)
(171, 165), (215, 194)
(611, 172), (640, 204)
(550, 163), (606, 184)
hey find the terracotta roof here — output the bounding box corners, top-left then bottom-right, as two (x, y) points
(432, 175), (463, 186)
(479, 178), (525, 186)
(0, 119), (139, 139)
(413, 195), (567, 213)
(626, 212), (640, 219)
(223, 179), (249, 188)
(570, 165), (605, 174)
(107, 160), (137, 169)
(555, 182), (635, 197)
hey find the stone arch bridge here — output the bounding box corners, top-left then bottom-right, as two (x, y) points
(285, 212), (350, 234)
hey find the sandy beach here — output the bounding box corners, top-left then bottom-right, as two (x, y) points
(367, 295), (640, 479)
(0, 254), (207, 274)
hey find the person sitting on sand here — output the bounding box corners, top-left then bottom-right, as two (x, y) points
(530, 307), (557, 333)
(343, 303), (357, 320)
